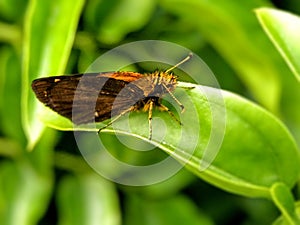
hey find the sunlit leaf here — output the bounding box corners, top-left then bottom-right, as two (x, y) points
(270, 183), (300, 225)
(36, 82), (300, 198)
(22, 0), (84, 149)
(256, 8), (300, 82)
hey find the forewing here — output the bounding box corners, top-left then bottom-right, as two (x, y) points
(31, 72), (146, 124)
(31, 74), (82, 120)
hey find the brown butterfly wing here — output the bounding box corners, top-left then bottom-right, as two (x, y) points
(31, 74), (81, 120)
(31, 72), (146, 124)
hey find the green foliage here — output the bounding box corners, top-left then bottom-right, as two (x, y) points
(256, 8), (300, 82)
(1, 0), (300, 225)
(57, 174), (120, 225)
(22, 0), (85, 149)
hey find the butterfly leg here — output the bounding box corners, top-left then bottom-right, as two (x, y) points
(157, 103), (182, 126)
(148, 99), (154, 140)
(97, 106), (135, 134)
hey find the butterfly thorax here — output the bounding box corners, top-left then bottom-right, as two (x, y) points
(138, 71), (177, 97)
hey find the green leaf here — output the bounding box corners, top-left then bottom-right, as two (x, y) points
(0, 0), (27, 22)
(124, 194), (214, 225)
(270, 183), (300, 225)
(273, 202), (300, 225)
(256, 8), (300, 82)
(22, 0), (84, 149)
(0, 129), (55, 225)
(160, 0), (281, 113)
(0, 46), (25, 144)
(36, 82), (300, 198)
(0, 22), (21, 48)
(57, 174), (120, 225)
(0, 138), (22, 158)
(96, 0), (155, 44)
(0, 161), (50, 225)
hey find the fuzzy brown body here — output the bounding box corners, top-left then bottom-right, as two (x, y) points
(31, 71), (178, 125)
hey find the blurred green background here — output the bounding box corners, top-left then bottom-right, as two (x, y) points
(1, 0), (300, 224)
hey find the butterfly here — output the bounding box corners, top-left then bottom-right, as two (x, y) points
(31, 54), (192, 139)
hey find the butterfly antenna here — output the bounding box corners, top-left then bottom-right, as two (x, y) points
(165, 52), (193, 73)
